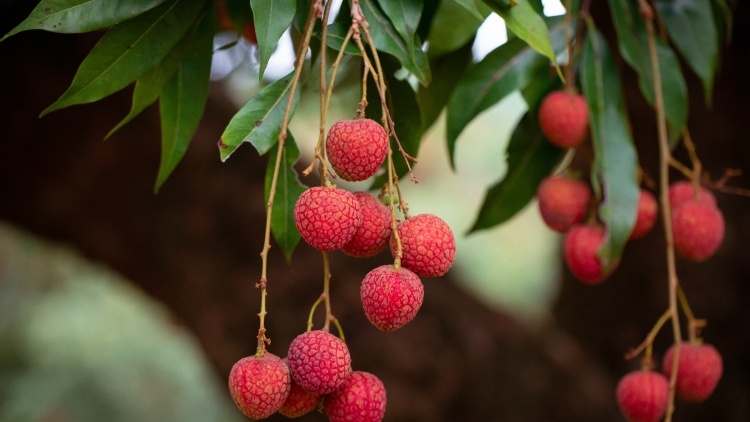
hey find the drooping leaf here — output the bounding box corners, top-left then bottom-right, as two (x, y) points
(418, 40), (474, 131)
(711, 0), (733, 43)
(1, 0), (169, 41)
(219, 72), (300, 161)
(454, 0), (490, 20)
(379, 0), (423, 52)
(426, 0), (489, 58)
(359, 0), (431, 86)
(608, 0), (688, 138)
(250, 0), (297, 81)
(483, 0), (561, 77)
(581, 29), (639, 270)
(654, 0), (718, 104)
(264, 135), (305, 262)
(468, 112), (564, 233)
(40, 0), (208, 116)
(155, 9), (214, 193)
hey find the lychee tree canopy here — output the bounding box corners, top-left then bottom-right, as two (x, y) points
(0, 0), (733, 266)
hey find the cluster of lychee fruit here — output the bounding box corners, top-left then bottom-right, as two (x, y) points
(616, 342), (723, 422)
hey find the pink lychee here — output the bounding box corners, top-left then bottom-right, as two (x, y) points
(630, 189), (658, 240)
(360, 264), (424, 332)
(616, 370), (669, 422)
(563, 224), (618, 284)
(294, 186), (362, 252)
(390, 214), (456, 277)
(537, 175), (591, 232)
(538, 90), (589, 149)
(228, 352), (291, 420)
(326, 118), (389, 182)
(278, 358), (322, 418)
(662, 342), (723, 403)
(342, 192), (392, 258)
(668, 180), (716, 208)
(324, 371), (387, 422)
(287, 330), (352, 395)
(671, 200), (724, 261)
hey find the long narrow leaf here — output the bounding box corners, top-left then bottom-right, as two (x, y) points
(250, 0), (297, 81)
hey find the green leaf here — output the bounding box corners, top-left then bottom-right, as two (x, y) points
(454, 0), (489, 19)
(468, 112), (563, 233)
(418, 40), (474, 131)
(324, 22), (361, 55)
(608, 0), (688, 137)
(359, 0), (431, 86)
(40, 0), (208, 116)
(426, 0), (489, 57)
(154, 10), (214, 193)
(654, 0), (718, 104)
(264, 135), (305, 263)
(1, 0), (169, 41)
(379, 0), (423, 51)
(250, 0), (297, 81)
(483, 0), (561, 76)
(219, 72), (300, 161)
(580, 29), (639, 270)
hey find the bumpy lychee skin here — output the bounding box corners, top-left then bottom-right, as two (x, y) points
(326, 118), (389, 182)
(662, 343), (723, 403)
(287, 330), (352, 395)
(537, 175), (591, 232)
(630, 189), (659, 240)
(390, 214), (456, 277)
(294, 186), (362, 252)
(563, 224), (617, 284)
(671, 201), (725, 261)
(279, 359), (322, 418)
(668, 180), (716, 208)
(616, 370), (669, 422)
(342, 192), (392, 258)
(538, 90), (589, 148)
(228, 352), (291, 420)
(360, 265), (424, 332)
(324, 371), (387, 422)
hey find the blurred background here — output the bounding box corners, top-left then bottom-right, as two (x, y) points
(1, 1), (749, 421)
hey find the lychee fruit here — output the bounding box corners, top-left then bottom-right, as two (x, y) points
(294, 186), (362, 252)
(537, 175), (591, 232)
(630, 189), (659, 240)
(360, 264), (424, 332)
(538, 90), (589, 148)
(342, 192), (392, 258)
(287, 330), (352, 395)
(324, 371), (387, 422)
(616, 370), (669, 422)
(390, 214), (456, 277)
(662, 342), (723, 403)
(279, 359), (322, 418)
(671, 200), (724, 261)
(228, 352), (291, 420)
(668, 180), (716, 208)
(326, 118), (389, 182)
(563, 224), (618, 284)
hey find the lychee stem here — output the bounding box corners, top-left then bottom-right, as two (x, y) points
(676, 285), (707, 344)
(624, 309), (672, 363)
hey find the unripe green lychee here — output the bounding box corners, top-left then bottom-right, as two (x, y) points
(228, 352), (291, 420)
(390, 214), (456, 277)
(671, 200), (724, 261)
(287, 330), (352, 395)
(538, 90), (589, 148)
(326, 118), (389, 182)
(324, 371), (387, 422)
(630, 189), (658, 240)
(616, 370), (669, 422)
(360, 264), (424, 332)
(294, 186), (362, 252)
(279, 358), (322, 418)
(662, 342), (723, 403)
(537, 175), (591, 232)
(342, 192), (392, 258)
(563, 224), (618, 284)
(668, 180), (716, 208)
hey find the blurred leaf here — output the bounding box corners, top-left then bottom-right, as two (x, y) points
(711, 0), (733, 43)
(418, 40), (474, 131)
(359, 0), (431, 86)
(468, 112), (563, 233)
(426, 0), (489, 57)
(40, 0), (208, 116)
(251, 0), (296, 81)
(608, 0), (688, 137)
(264, 136), (305, 262)
(1, 0), (169, 41)
(379, 0), (423, 52)
(454, 0), (489, 19)
(325, 22), (361, 55)
(155, 10), (214, 193)
(219, 72), (300, 161)
(654, 0), (718, 104)
(581, 30), (639, 270)
(483, 0), (561, 76)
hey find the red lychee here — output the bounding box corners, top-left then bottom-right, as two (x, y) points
(671, 200), (724, 261)
(630, 189), (658, 240)
(668, 180), (716, 208)
(342, 192), (392, 258)
(326, 118), (389, 182)
(616, 370), (669, 422)
(360, 264), (424, 332)
(294, 186), (362, 252)
(563, 224), (618, 284)
(287, 330), (352, 395)
(324, 371), (387, 422)
(228, 352), (291, 420)
(278, 359), (322, 418)
(662, 342), (723, 403)
(390, 214), (456, 277)
(537, 175), (591, 232)
(538, 90), (589, 149)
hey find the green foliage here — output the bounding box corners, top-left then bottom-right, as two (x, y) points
(250, 0), (297, 81)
